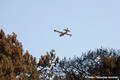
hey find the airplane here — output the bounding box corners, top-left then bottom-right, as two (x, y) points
(54, 28), (72, 37)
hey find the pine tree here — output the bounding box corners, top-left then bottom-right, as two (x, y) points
(0, 29), (59, 80)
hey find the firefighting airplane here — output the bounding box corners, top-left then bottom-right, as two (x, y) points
(54, 28), (72, 37)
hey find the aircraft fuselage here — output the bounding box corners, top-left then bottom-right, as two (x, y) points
(54, 28), (72, 37)
(59, 32), (67, 36)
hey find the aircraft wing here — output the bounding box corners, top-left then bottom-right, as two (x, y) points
(64, 29), (70, 32)
(54, 30), (63, 33)
(66, 33), (72, 36)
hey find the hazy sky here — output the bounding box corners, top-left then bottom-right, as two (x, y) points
(0, 0), (120, 60)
